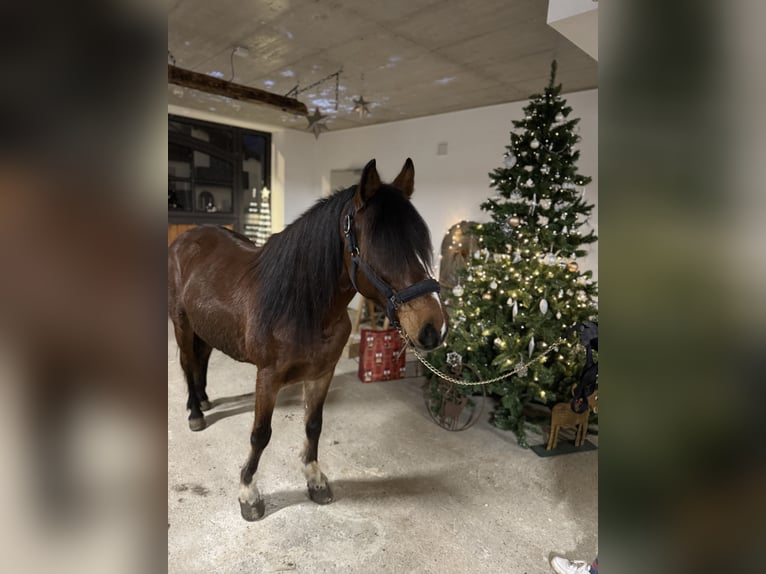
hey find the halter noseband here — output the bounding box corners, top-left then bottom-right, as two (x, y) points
(343, 208), (440, 328)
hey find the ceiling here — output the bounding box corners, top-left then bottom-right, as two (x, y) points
(167, 0), (597, 132)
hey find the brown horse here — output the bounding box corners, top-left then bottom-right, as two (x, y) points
(168, 158), (447, 520)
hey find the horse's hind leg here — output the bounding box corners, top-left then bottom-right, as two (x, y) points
(171, 318), (206, 431)
(302, 371), (334, 505)
(192, 334), (213, 412)
(238, 369), (279, 521)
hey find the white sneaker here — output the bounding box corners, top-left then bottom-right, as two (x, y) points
(550, 556), (591, 574)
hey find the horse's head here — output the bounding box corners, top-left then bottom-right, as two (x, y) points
(343, 158), (448, 351)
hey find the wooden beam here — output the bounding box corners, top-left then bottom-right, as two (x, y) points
(168, 65), (308, 117)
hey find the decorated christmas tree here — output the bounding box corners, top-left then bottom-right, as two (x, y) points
(430, 61), (598, 446)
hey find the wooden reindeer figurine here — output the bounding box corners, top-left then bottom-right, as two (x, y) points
(546, 389), (598, 450)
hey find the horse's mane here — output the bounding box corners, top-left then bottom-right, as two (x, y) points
(251, 185), (433, 346)
(251, 186), (354, 346)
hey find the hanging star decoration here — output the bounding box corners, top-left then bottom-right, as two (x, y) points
(352, 96), (370, 118)
(306, 108), (328, 139)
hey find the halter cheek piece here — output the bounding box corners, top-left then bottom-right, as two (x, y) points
(343, 209), (440, 328)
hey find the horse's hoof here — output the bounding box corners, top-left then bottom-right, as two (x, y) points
(308, 482), (334, 505)
(240, 498), (266, 521)
(200, 400), (213, 412)
(188, 417), (206, 432)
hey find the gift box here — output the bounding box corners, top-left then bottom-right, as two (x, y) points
(357, 328), (406, 382)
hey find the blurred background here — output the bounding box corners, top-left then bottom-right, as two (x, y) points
(0, 1), (764, 573)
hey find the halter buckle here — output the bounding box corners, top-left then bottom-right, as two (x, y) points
(343, 213), (353, 235)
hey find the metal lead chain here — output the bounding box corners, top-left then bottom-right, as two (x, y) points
(400, 330), (566, 387)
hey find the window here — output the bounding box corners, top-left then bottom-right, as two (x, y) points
(168, 115), (271, 243)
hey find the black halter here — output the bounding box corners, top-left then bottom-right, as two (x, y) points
(343, 208), (440, 328)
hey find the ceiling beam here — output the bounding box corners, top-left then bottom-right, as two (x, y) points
(168, 65), (309, 117)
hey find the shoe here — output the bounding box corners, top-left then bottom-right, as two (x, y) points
(550, 556), (591, 574)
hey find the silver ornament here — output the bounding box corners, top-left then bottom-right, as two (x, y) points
(544, 253), (557, 265)
(490, 280), (498, 290)
(528, 336), (535, 357)
(446, 351), (463, 373)
(512, 250), (522, 263)
(530, 139), (540, 149)
(539, 299), (549, 314)
(504, 153), (517, 168)
(452, 284), (464, 297)
(512, 301), (519, 319)
(506, 297), (513, 306)
(556, 312), (562, 320)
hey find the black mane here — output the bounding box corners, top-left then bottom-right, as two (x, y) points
(251, 187), (354, 346)
(251, 185), (433, 347)
(364, 186), (434, 278)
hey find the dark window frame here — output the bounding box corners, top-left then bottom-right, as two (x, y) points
(168, 114), (272, 235)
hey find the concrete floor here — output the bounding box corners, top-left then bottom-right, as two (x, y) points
(168, 322), (598, 573)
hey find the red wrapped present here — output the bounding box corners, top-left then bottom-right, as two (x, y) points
(357, 328), (406, 382)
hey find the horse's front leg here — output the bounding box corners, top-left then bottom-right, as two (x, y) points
(302, 371), (334, 505)
(238, 368), (279, 521)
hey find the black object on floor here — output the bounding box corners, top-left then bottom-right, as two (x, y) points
(530, 439), (598, 458)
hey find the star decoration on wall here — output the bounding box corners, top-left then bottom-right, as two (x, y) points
(353, 96), (370, 118)
(306, 108), (329, 138)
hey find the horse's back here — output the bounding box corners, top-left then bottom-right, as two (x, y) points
(168, 226), (258, 360)
(169, 225), (256, 282)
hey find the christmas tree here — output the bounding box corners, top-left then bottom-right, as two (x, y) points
(430, 61), (598, 446)
(254, 187), (272, 246)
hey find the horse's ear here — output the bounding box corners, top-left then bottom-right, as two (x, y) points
(392, 158), (415, 198)
(355, 159), (381, 208)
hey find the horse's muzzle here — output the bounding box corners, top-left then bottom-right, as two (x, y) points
(417, 322), (443, 351)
